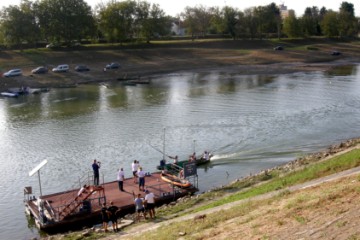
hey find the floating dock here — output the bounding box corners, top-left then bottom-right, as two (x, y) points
(24, 172), (197, 233)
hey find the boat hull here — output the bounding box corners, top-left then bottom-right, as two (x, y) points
(160, 173), (192, 188)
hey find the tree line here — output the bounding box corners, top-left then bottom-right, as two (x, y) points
(0, 0), (358, 48)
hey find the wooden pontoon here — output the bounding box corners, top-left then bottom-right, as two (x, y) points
(24, 172), (197, 233)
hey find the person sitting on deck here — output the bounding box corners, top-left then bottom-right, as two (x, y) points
(192, 152), (196, 161)
(203, 151), (210, 161)
(77, 184), (88, 197)
(168, 155), (178, 164)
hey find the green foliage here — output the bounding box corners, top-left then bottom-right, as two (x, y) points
(283, 11), (303, 38)
(0, 1), (40, 47)
(36, 0), (95, 44)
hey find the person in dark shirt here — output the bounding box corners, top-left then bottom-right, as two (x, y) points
(101, 203), (109, 232)
(107, 201), (120, 232)
(92, 159), (101, 185)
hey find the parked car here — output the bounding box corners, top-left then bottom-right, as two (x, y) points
(331, 51), (341, 56)
(105, 62), (120, 69)
(3, 69), (22, 77)
(52, 64), (69, 72)
(31, 66), (48, 74)
(46, 43), (61, 49)
(274, 46), (284, 50)
(75, 65), (90, 72)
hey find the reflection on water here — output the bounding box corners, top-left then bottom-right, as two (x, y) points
(1, 64), (360, 239)
(325, 64), (358, 76)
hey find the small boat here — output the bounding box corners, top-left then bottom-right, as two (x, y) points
(28, 88), (50, 94)
(8, 87), (29, 95)
(128, 79), (150, 84)
(121, 81), (137, 86)
(160, 172), (192, 188)
(1, 92), (19, 97)
(157, 153), (212, 170)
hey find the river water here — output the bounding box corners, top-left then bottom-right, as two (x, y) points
(1, 65), (360, 239)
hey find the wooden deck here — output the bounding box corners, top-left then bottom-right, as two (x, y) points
(25, 172), (197, 232)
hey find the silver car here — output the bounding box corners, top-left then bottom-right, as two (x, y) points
(3, 69), (22, 77)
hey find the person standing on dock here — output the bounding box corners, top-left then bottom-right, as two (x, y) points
(137, 167), (146, 191)
(92, 159), (101, 186)
(144, 190), (156, 219)
(117, 168), (125, 191)
(131, 160), (139, 183)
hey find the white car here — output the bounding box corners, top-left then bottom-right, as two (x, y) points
(3, 69), (22, 77)
(52, 64), (69, 72)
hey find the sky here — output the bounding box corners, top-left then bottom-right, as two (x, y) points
(0, 0), (359, 17)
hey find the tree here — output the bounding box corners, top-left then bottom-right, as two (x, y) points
(181, 5), (214, 38)
(181, 7), (199, 38)
(97, 0), (136, 43)
(282, 10), (302, 38)
(321, 10), (339, 37)
(242, 8), (258, 39)
(338, 1), (358, 38)
(135, 1), (171, 43)
(0, 0), (40, 48)
(36, 0), (95, 44)
(264, 3), (281, 38)
(222, 6), (238, 39)
(301, 7), (320, 36)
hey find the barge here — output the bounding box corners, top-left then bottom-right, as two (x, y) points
(24, 172), (197, 233)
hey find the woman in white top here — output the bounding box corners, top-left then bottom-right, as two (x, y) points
(131, 160), (139, 183)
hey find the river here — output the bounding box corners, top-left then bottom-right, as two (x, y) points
(1, 64), (360, 239)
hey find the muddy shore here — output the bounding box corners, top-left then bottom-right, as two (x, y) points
(1, 40), (359, 92)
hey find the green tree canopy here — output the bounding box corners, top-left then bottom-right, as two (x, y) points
(35, 0), (95, 44)
(0, 0), (40, 47)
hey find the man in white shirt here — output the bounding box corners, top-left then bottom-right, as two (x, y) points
(144, 190), (156, 219)
(131, 160), (139, 183)
(117, 168), (125, 191)
(137, 167), (146, 191)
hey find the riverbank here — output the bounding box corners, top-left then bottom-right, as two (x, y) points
(1, 38), (359, 92)
(44, 138), (360, 240)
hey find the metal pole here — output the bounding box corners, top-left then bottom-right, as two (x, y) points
(163, 127), (166, 160)
(38, 170), (42, 196)
(193, 140), (196, 153)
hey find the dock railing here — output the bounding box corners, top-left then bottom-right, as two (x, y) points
(49, 172), (106, 222)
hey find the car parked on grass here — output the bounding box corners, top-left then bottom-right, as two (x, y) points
(105, 62), (120, 69)
(46, 43), (61, 49)
(52, 64), (69, 72)
(331, 51), (341, 56)
(75, 65), (90, 72)
(31, 66), (48, 74)
(274, 46), (284, 50)
(3, 69), (22, 77)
